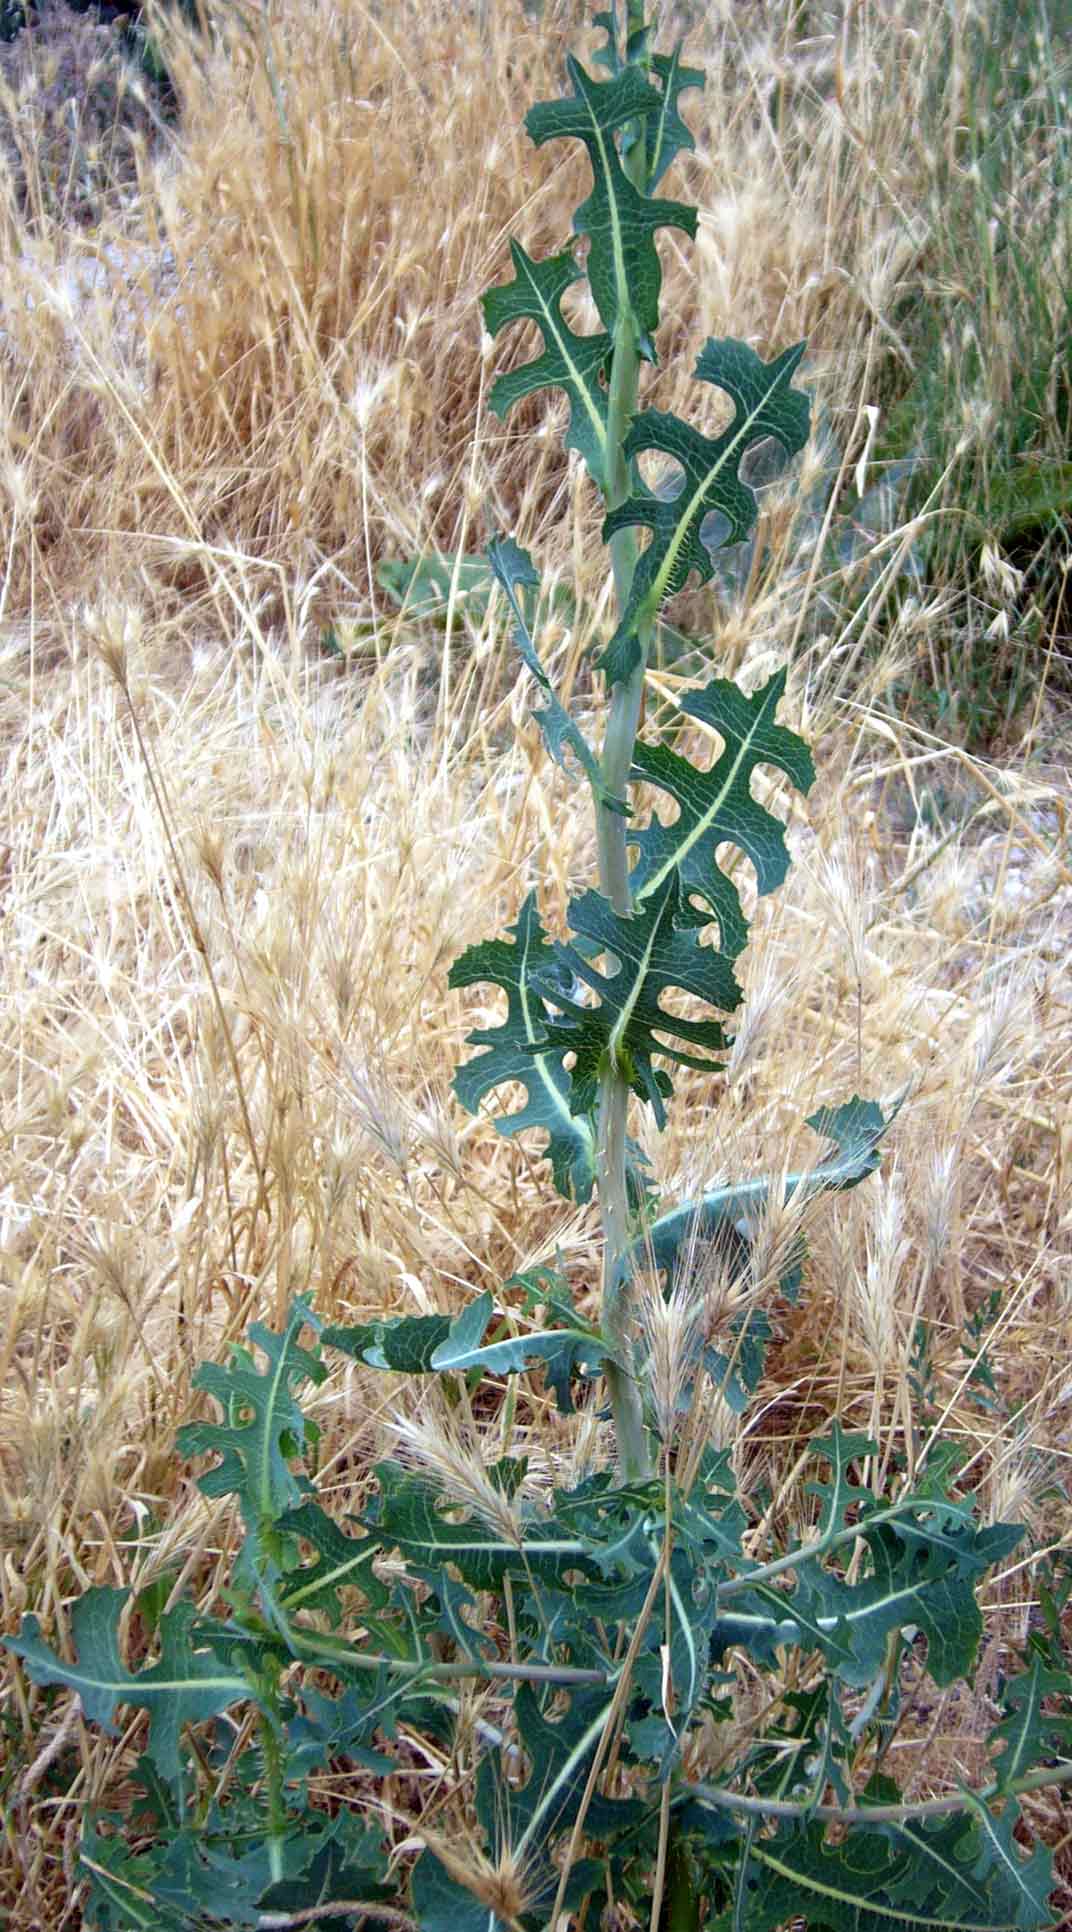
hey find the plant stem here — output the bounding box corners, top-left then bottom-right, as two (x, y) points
(684, 1758), (1072, 1826)
(282, 1623), (613, 1686)
(259, 1708), (287, 1885)
(661, 1826), (701, 1932)
(596, 295), (653, 1483)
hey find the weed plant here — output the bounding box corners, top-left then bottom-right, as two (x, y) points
(4, 6), (1071, 1928)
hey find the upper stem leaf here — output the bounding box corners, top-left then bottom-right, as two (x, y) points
(449, 891), (598, 1202)
(600, 337), (811, 683)
(482, 247), (612, 488)
(532, 875), (741, 1128)
(620, 1095), (898, 1297)
(487, 536), (625, 814)
(642, 45), (705, 188)
(526, 56), (696, 337)
(630, 666), (814, 957)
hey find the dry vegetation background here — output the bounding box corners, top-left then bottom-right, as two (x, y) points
(0, 0), (1070, 1920)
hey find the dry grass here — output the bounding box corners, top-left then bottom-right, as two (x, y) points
(0, 0), (1069, 1921)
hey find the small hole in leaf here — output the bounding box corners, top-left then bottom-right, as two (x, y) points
(699, 507), (731, 555)
(560, 277), (602, 336)
(636, 451), (687, 500)
(740, 434), (786, 491)
(714, 840), (759, 915)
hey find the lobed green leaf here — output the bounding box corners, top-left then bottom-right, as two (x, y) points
(643, 44), (705, 188)
(273, 1497), (389, 1621)
(327, 1288), (613, 1414)
(483, 249), (612, 486)
(176, 1298), (323, 1530)
(698, 1807), (1056, 1931)
(532, 873), (740, 1127)
(629, 665), (815, 955)
(487, 535), (624, 813)
(448, 891), (598, 1202)
(987, 1656), (1072, 1795)
(4, 1590), (250, 1782)
(622, 1095), (897, 1299)
(526, 56), (696, 338)
(601, 336), (810, 682)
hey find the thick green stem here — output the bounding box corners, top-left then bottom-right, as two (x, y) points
(661, 1824), (701, 1932)
(595, 257), (654, 1479)
(259, 1707), (287, 1885)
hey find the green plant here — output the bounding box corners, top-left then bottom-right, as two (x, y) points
(6, 6), (1072, 1928)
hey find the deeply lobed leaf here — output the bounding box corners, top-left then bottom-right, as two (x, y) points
(483, 249), (612, 487)
(532, 874), (741, 1126)
(601, 337), (811, 682)
(5, 1591), (250, 1781)
(696, 1807), (1055, 1931)
(177, 1298), (323, 1529)
(448, 891), (598, 1202)
(629, 665), (815, 955)
(987, 1656), (1072, 1793)
(642, 45), (705, 188)
(622, 1096), (897, 1305)
(526, 56), (696, 339)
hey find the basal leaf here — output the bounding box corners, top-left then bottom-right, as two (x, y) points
(505, 1681), (623, 1847)
(369, 1462), (591, 1592)
(601, 337), (810, 681)
(177, 1298), (324, 1530)
(258, 1813), (393, 1922)
(152, 1830), (276, 1926)
(960, 1793), (1056, 1930)
(274, 1498), (389, 1621)
(79, 1820), (184, 1931)
(526, 57), (696, 337)
(629, 666), (815, 955)
(483, 249), (612, 486)
(487, 536), (624, 813)
(288, 1683), (397, 1777)
(449, 891), (598, 1202)
(701, 1809), (1056, 1931)
(4, 1591), (250, 1781)
(410, 1851), (514, 1932)
(774, 1519), (1023, 1689)
(532, 874), (740, 1127)
(987, 1656), (1072, 1794)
